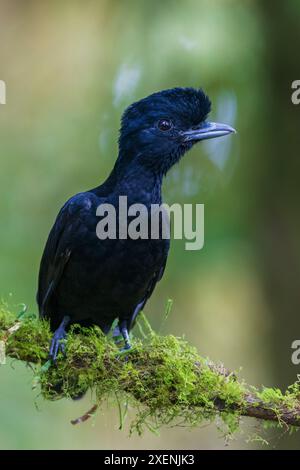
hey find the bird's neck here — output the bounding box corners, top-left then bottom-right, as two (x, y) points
(98, 154), (163, 206)
(115, 160), (163, 206)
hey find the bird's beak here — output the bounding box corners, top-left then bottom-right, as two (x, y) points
(182, 121), (236, 142)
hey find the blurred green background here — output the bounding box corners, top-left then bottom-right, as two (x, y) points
(1, 0), (300, 450)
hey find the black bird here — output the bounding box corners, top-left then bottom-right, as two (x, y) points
(37, 87), (235, 360)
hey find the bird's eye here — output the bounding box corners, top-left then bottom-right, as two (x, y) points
(158, 119), (173, 132)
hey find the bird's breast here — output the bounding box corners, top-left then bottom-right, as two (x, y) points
(60, 235), (168, 312)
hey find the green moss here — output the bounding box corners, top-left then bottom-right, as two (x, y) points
(7, 317), (50, 363)
(0, 301), (16, 335)
(254, 383), (300, 422)
(1, 304), (300, 438)
(256, 387), (285, 404)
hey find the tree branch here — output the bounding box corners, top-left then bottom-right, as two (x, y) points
(1, 307), (300, 435)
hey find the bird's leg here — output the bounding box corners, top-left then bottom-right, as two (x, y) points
(112, 325), (123, 346)
(49, 315), (70, 361)
(119, 320), (131, 351)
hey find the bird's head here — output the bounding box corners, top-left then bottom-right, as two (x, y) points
(119, 87), (236, 175)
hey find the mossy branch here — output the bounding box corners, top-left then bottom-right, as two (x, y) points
(1, 305), (300, 437)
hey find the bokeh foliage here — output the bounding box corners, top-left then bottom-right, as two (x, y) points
(0, 0), (300, 450)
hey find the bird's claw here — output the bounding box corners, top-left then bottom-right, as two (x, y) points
(115, 343), (135, 361)
(49, 315), (70, 362)
(49, 331), (67, 361)
(119, 343), (131, 353)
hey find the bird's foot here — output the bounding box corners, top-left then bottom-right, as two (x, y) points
(49, 315), (70, 361)
(120, 321), (131, 350)
(113, 321), (133, 358)
(115, 344), (135, 360)
(118, 343), (132, 354)
(49, 329), (66, 361)
(112, 325), (123, 347)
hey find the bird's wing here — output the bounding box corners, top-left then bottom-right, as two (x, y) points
(37, 192), (95, 318)
(129, 251), (169, 329)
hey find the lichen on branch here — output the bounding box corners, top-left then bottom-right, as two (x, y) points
(1, 303), (300, 437)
